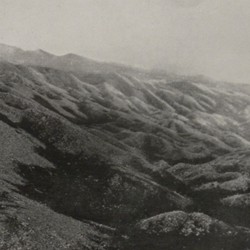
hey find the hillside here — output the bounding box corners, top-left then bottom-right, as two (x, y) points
(0, 45), (250, 249)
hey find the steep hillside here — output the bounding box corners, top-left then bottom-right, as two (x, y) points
(0, 46), (250, 249)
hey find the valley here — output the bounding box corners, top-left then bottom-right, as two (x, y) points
(0, 44), (250, 249)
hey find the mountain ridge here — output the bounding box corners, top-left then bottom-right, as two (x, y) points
(0, 43), (148, 76)
(0, 44), (250, 249)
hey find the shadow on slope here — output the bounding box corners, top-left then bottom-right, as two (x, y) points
(14, 144), (191, 229)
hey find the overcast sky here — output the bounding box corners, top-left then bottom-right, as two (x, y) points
(0, 0), (250, 83)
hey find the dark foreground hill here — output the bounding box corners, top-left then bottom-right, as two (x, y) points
(0, 45), (250, 249)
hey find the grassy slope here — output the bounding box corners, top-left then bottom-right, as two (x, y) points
(0, 59), (250, 249)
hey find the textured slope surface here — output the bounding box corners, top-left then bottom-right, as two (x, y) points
(0, 46), (250, 249)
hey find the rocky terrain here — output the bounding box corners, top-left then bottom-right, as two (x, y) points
(0, 43), (250, 249)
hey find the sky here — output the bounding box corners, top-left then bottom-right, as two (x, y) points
(0, 0), (250, 83)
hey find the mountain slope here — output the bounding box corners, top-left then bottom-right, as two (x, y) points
(0, 45), (250, 249)
(0, 43), (147, 76)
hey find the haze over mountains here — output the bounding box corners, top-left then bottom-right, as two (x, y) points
(0, 43), (147, 75)
(0, 44), (250, 249)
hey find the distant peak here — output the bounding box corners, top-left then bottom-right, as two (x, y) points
(0, 43), (23, 52)
(0, 43), (17, 48)
(33, 49), (53, 56)
(61, 53), (83, 59)
(61, 53), (96, 62)
(36, 49), (47, 53)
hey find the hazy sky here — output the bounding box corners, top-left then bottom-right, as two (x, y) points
(0, 0), (250, 82)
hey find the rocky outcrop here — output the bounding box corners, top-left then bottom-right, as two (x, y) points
(124, 211), (250, 250)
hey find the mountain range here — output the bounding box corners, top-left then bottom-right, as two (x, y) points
(0, 43), (250, 249)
